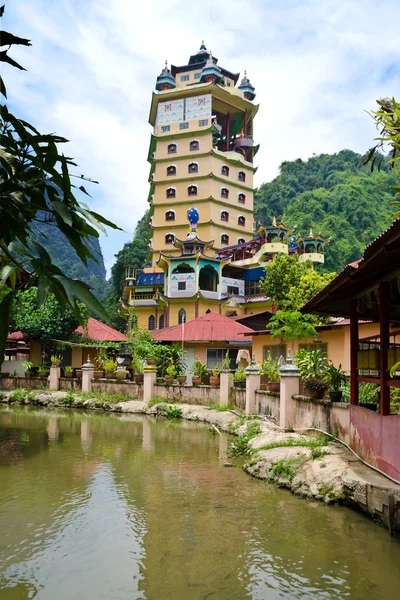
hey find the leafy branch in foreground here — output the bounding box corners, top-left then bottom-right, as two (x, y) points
(0, 5), (121, 361)
(364, 97), (400, 219)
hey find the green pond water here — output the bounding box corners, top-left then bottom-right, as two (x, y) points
(0, 407), (399, 600)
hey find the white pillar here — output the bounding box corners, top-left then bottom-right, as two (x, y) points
(82, 358), (94, 394)
(49, 366), (60, 390)
(219, 370), (232, 406)
(279, 352), (300, 429)
(245, 357), (260, 416)
(143, 366), (157, 403)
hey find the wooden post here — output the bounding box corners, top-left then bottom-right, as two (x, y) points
(350, 299), (359, 405)
(379, 281), (390, 415)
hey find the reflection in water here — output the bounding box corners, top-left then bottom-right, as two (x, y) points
(0, 407), (399, 600)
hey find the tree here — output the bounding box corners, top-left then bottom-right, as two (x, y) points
(0, 6), (120, 361)
(268, 311), (318, 359)
(365, 97), (400, 218)
(12, 287), (89, 342)
(260, 254), (335, 311)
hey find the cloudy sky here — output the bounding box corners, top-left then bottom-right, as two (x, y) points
(4, 0), (399, 274)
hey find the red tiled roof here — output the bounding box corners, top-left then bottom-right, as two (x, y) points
(76, 318), (129, 342)
(7, 331), (25, 340)
(153, 312), (252, 343)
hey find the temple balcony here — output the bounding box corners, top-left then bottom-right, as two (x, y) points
(299, 252), (325, 264)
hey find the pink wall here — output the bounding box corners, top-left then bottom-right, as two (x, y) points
(350, 406), (400, 481)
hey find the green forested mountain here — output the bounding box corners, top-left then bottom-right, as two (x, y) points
(29, 216), (110, 301)
(255, 149), (398, 272)
(104, 212), (150, 330)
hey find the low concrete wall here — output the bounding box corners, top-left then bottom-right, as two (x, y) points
(350, 405), (400, 481)
(92, 380), (142, 399)
(152, 384), (219, 405)
(231, 388), (245, 410)
(292, 395), (331, 432)
(1, 360), (25, 377)
(59, 378), (85, 391)
(256, 390), (280, 421)
(0, 376), (48, 390)
(331, 403), (350, 444)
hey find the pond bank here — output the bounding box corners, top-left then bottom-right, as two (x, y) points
(1, 389), (399, 534)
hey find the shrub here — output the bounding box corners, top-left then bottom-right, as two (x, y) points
(268, 458), (301, 482)
(162, 405), (182, 419)
(148, 394), (164, 407)
(228, 434), (251, 457)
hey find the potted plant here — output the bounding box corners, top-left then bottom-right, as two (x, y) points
(115, 368), (128, 380)
(210, 362), (222, 387)
(95, 351), (108, 378)
(103, 358), (117, 379)
(64, 366), (74, 379)
(157, 376), (165, 385)
(296, 349), (328, 399)
(165, 363), (176, 385)
(132, 354), (144, 384)
(261, 355), (280, 392)
(50, 355), (62, 367)
(38, 365), (50, 378)
(192, 359), (207, 386)
(325, 362), (347, 402)
(233, 364), (246, 388)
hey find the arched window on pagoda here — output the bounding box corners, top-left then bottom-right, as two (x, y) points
(220, 210), (229, 222)
(168, 143), (177, 154)
(190, 140), (199, 151)
(165, 210), (175, 221)
(148, 315), (155, 330)
(178, 308), (186, 324)
(221, 165), (229, 177)
(188, 184), (198, 196)
(238, 171), (246, 182)
(238, 193), (246, 204)
(238, 237), (245, 245)
(221, 234), (229, 245)
(238, 215), (246, 227)
(165, 233), (175, 244)
(188, 162), (198, 173)
(166, 165), (176, 176)
(159, 315), (164, 329)
(221, 187), (229, 199)
(166, 187), (176, 198)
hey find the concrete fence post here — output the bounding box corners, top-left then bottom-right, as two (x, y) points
(279, 350), (300, 429)
(245, 356), (260, 415)
(49, 366), (61, 391)
(219, 370), (232, 406)
(143, 365), (157, 403)
(81, 358), (94, 394)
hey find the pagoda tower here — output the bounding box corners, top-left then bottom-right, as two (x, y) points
(147, 43), (259, 262)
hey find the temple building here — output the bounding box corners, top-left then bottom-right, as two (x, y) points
(121, 43), (329, 329)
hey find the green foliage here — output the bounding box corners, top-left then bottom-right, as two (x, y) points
(161, 404), (182, 419)
(310, 447), (328, 460)
(165, 363), (177, 378)
(207, 402), (235, 412)
(11, 287), (88, 342)
(103, 213), (150, 331)
(295, 349), (328, 388)
(64, 366), (73, 374)
(268, 311), (317, 359)
(233, 364), (247, 382)
(228, 434), (251, 457)
(8, 389), (37, 403)
(0, 8), (119, 361)
(255, 149), (397, 273)
(148, 394), (164, 407)
(340, 381), (380, 404)
(259, 434), (330, 452)
(103, 358), (117, 373)
(259, 354), (280, 383)
(325, 362), (347, 391)
(268, 458), (302, 482)
(192, 358), (208, 378)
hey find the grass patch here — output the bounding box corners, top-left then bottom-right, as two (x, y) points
(268, 458), (302, 482)
(259, 434), (330, 453)
(159, 404), (182, 419)
(148, 394), (164, 407)
(310, 447), (328, 460)
(227, 420), (262, 457)
(79, 391), (131, 403)
(207, 402), (235, 412)
(8, 389), (38, 404)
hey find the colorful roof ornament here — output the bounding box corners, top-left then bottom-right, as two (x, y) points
(200, 52), (223, 84)
(238, 70), (256, 101)
(198, 40), (207, 53)
(155, 60), (176, 91)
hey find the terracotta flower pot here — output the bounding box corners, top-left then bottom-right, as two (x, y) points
(146, 358), (157, 366)
(305, 387), (325, 400)
(192, 376), (201, 386)
(165, 376), (174, 385)
(329, 390), (343, 402)
(135, 373), (144, 384)
(177, 375), (187, 385)
(234, 380), (246, 389)
(210, 377), (220, 387)
(268, 382), (280, 393)
(105, 371), (115, 379)
(76, 370), (82, 379)
(64, 372), (73, 379)
(157, 377), (165, 385)
(93, 370), (104, 379)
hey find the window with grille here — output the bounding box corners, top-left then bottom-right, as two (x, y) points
(178, 282), (186, 291)
(159, 315), (164, 329)
(206, 348), (238, 370)
(178, 308), (186, 324)
(180, 122), (189, 130)
(148, 315), (155, 330)
(181, 75), (189, 81)
(161, 125), (170, 133)
(298, 343), (328, 357)
(198, 119), (208, 126)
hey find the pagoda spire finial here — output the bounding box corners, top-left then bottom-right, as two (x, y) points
(309, 228), (313, 237)
(165, 59), (168, 68)
(272, 216), (277, 226)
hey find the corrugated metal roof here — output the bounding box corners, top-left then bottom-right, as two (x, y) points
(153, 312), (252, 342)
(76, 318), (129, 342)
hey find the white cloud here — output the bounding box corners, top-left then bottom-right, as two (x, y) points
(4, 0), (399, 273)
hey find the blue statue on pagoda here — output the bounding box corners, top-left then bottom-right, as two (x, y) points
(187, 207), (199, 239)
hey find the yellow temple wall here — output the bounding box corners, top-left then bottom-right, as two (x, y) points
(154, 155), (212, 180)
(153, 179), (213, 205)
(155, 135), (213, 160)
